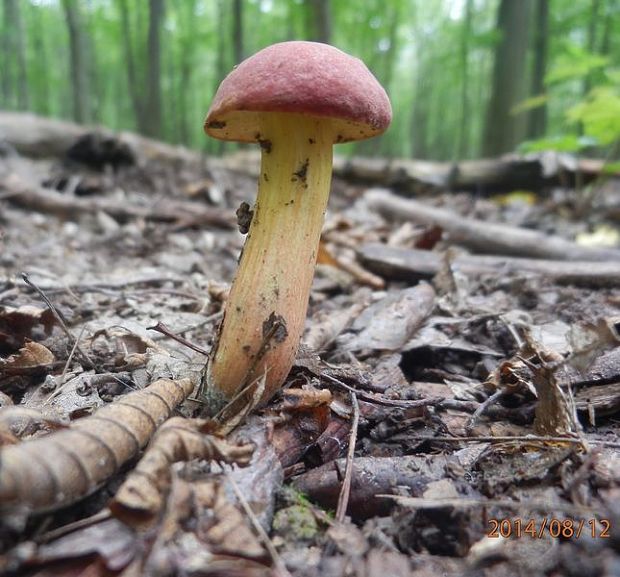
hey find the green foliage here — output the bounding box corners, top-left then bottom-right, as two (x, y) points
(2, 0), (619, 160)
(567, 85), (620, 146)
(520, 134), (588, 154)
(545, 43), (609, 85)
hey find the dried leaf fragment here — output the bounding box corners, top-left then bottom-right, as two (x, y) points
(0, 305), (56, 350)
(2, 341), (55, 370)
(110, 416), (254, 525)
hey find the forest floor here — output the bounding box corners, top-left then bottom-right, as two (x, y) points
(0, 114), (619, 577)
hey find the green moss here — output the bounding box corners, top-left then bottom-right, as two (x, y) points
(273, 504), (319, 542)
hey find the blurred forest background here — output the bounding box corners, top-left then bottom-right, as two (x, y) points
(1, 0), (619, 161)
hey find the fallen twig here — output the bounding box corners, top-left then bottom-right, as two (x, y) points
(335, 392), (359, 523)
(22, 273), (96, 370)
(225, 469), (292, 577)
(148, 321), (210, 356)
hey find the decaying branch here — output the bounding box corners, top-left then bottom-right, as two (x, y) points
(0, 378), (195, 514)
(365, 189), (620, 261)
(358, 243), (620, 287)
(292, 454), (450, 520)
(0, 173), (235, 229)
(0, 111), (201, 166)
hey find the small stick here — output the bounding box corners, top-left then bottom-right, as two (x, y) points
(21, 273), (95, 370)
(224, 469), (293, 577)
(322, 372), (443, 408)
(335, 392), (359, 523)
(148, 321), (210, 356)
(465, 389), (504, 433)
(44, 325), (88, 405)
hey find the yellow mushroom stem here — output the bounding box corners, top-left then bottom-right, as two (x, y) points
(204, 113), (334, 409)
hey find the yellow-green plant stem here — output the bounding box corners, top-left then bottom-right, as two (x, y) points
(206, 113), (333, 408)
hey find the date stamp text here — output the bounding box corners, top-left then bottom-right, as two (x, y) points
(487, 518), (611, 539)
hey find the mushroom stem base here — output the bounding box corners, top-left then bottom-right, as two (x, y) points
(204, 113), (334, 411)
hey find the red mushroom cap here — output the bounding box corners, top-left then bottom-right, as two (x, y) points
(205, 41), (392, 144)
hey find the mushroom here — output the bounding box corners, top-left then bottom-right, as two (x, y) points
(203, 41), (391, 411)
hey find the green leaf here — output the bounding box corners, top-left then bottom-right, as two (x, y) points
(567, 87), (620, 145)
(511, 94), (548, 115)
(545, 44), (609, 85)
(602, 161), (620, 174)
(519, 135), (584, 153)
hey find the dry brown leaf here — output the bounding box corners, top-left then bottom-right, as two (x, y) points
(2, 341), (55, 369)
(110, 416), (254, 526)
(137, 474), (268, 576)
(317, 240), (340, 267)
(0, 305), (56, 350)
(0, 378), (195, 514)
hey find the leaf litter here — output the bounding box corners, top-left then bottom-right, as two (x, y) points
(0, 127), (618, 576)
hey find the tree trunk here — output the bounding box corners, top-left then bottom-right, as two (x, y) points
(2, 0), (29, 110)
(213, 0), (228, 154)
(583, 0), (601, 96)
(411, 51), (432, 159)
(527, 0), (549, 139)
(176, 0), (197, 146)
(30, 5), (50, 115)
(233, 0), (244, 64)
(305, 0), (331, 44)
(145, 0), (164, 138)
(62, 0), (91, 124)
(482, 0), (531, 156)
(118, 0), (146, 132)
(458, 0), (473, 158)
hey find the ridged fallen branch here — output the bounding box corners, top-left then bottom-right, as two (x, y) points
(0, 378), (195, 514)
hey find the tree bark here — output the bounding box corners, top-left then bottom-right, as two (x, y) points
(145, 0), (165, 138)
(482, 0), (531, 156)
(527, 0), (549, 139)
(62, 0), (91, 124)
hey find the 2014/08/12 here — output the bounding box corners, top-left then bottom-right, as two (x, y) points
(488, 518), (611, 539)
